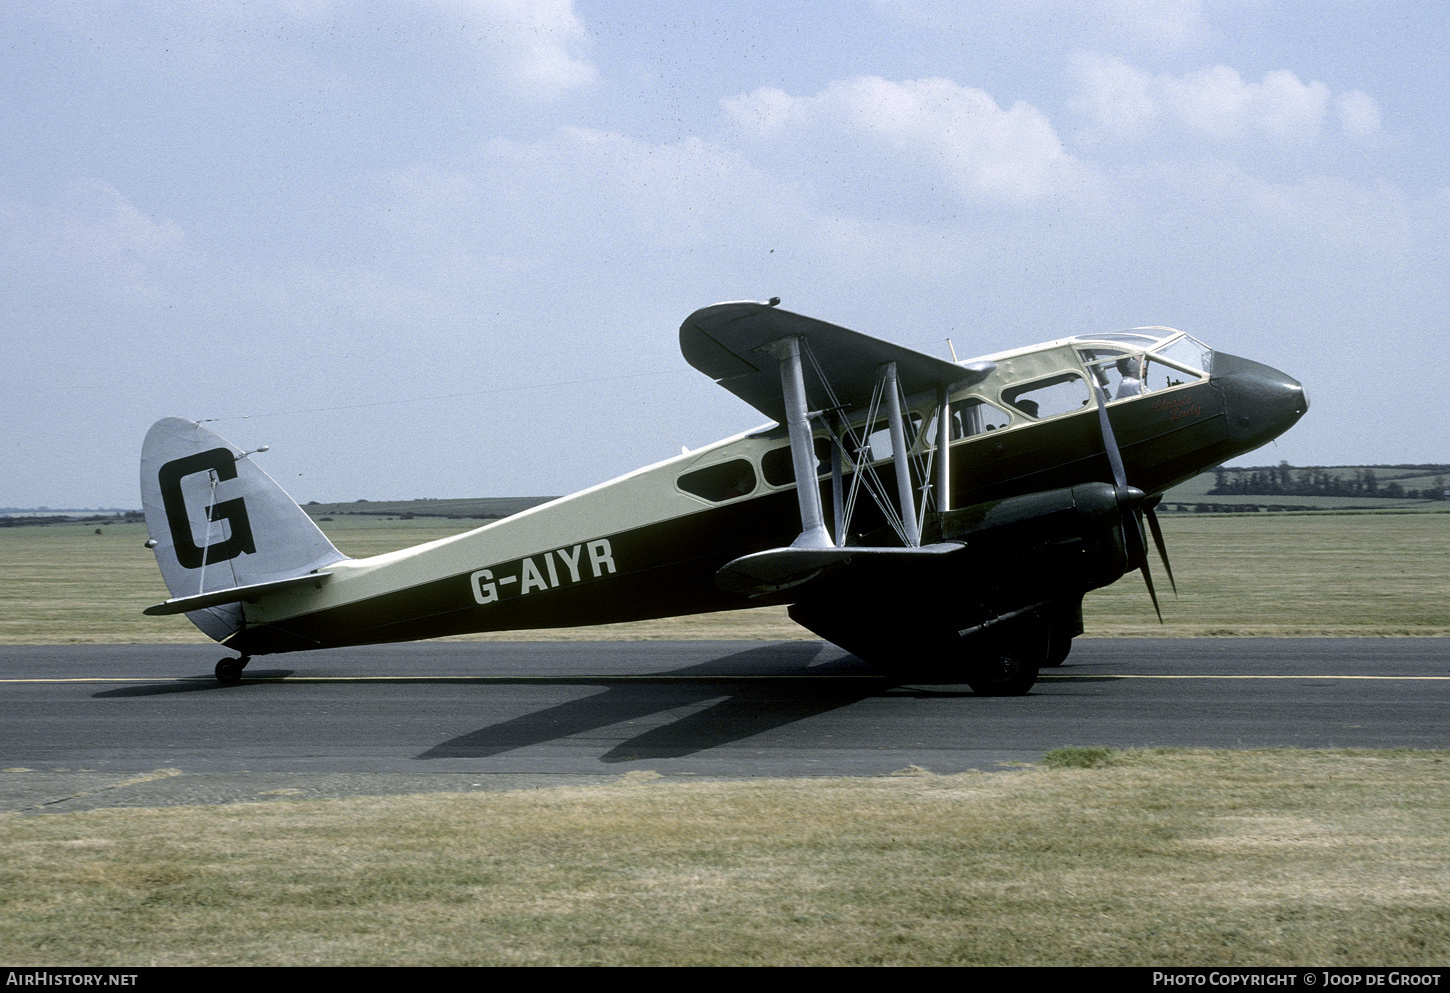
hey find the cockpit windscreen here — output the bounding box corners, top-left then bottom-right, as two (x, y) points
(1073, 329), (1212, 401)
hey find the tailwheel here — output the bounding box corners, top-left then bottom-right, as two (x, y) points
(215, 656), (249, 684)
(966, 651), (1039, 696)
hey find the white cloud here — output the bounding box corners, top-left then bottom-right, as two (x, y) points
(1066, 52), (1159, 137)
(1335, 90), (1381, 139)
(721, 86), (796, 134)
(1070, 53), (1380, 144)
(1249, 70), (1331, 140)
(438, 0), (597, 95)
(725, 76), (1091, 206)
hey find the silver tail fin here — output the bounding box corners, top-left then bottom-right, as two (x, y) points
(140, 418), (348, 642)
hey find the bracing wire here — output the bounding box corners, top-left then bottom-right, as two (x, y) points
(197, 471), (217, 597)
(800, 341), (911, 547)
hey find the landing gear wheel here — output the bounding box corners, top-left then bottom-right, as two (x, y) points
(215, 656), (248, 684)
(966, 652), (1039, 696)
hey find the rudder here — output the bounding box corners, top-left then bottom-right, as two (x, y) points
(140, 418), (348, 642)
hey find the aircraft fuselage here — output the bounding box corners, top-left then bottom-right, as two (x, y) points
(219, 330), (1306, 658)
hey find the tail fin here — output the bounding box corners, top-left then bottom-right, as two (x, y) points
(140, 418), (348, 642)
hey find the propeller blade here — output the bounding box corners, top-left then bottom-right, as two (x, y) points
(1144, 506), (1177, 595)
(1139, 558), (1163, 623)
(1090, 380), (1127, 489)
(1124, 507), (1163, 621)
(1122, 496), (1147, 569)
(1093, 377), (1164, 622)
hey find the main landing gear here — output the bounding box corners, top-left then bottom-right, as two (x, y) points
(963, 607), (1077, 696)
(965, 648), (1040, 696)
(788, 599), (1078, 695)
(215, 656), (250, 684)
(885, 629), (1046, 695)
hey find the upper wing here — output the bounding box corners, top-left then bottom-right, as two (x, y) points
(679, 301), (993, 422)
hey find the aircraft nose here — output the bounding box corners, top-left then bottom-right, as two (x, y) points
(1212, 351), (1309, 447)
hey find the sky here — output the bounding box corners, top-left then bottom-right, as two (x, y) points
(2, 0), (1446, 508)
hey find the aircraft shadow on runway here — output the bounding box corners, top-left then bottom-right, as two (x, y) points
(92, 671), (298, 697)
(418, 643), (919, 762)
(80, 644), (982, 758)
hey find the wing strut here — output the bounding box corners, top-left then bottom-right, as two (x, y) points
(682, 301), (1005, 599)
(935, 383), (951, 516)
(829, 410), (846, 546)
(883, 361), (920, 547)
(763, 336), (833, 549)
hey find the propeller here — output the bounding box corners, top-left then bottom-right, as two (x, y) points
(1089, 378), (1176, 621)
(1142, 494), (1177, 595)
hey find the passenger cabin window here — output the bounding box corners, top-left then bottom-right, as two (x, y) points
(924, 398), (1014, 443)
(677, 459), (757, 502)
(762, 439), (832, 487)
(762, 415), (927, 487)
(953, 398), (1013, 436)
(1002, 373), (1092, 420)
(857, 415), (922, 463)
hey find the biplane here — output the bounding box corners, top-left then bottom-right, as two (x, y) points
(141, 300), (1307, 693)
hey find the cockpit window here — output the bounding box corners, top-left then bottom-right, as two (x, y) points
(1150, 335), (1212, 377)
(1078, 327), (1210, 368)
(1143, 355), (1200, 392)
(1079, 348), (1144, 400)
(1079, 333), (1210, 401)
(1002, 373), (1092, 419)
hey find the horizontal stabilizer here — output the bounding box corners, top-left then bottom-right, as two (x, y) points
(717, 542), (964, 598)
(680, 302), (993, 422)
(144, 571), (334, 616)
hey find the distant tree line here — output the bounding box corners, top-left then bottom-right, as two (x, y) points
(0, 511), (145, 528)
(1219, 504), (1321, 513)
(1210, 463), (1447, 501)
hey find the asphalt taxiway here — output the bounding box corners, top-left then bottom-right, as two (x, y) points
(2, 639), (1447, 811)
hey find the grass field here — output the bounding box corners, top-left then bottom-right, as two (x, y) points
(3, 749), (1448, 966)
(1081, 511), (1450, 637)
(2, 512), (1445, 644)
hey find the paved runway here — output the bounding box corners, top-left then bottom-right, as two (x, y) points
(3, 639), (1447, 811)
